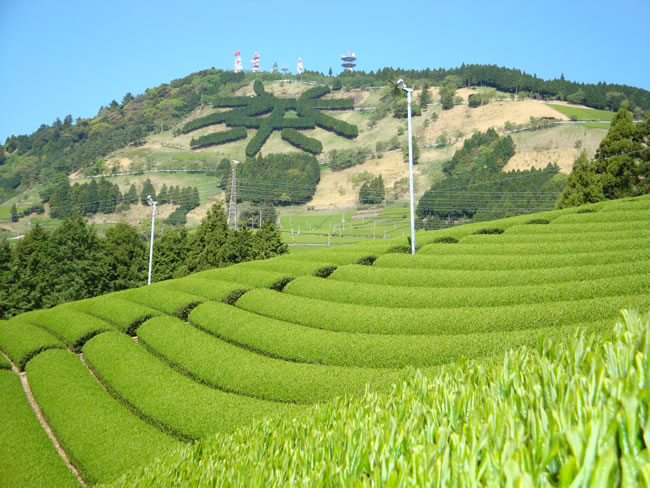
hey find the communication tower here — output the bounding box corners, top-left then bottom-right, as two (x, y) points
(250, 52), (260, 72)
(227, 167), (237, 229)
(340, 50), (357, 71)
(297, 57), (303, 75)
(234, 50), (242, 73)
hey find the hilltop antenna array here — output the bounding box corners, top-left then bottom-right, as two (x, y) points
(227, 167), (238, 229)
(341, 50), (357, 71)
(234, 50), (242, 73)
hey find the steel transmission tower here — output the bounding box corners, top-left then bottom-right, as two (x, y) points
(227, 167), (237, 229)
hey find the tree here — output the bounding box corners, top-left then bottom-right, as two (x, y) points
(158, 184), (169, 205)
(216, 159), (231, 189)
(152, 228), (190, 281)
(556, 151), (605, 208)
(393, 98), (422, 118)
(328, 67), (333, 77)
(10, 224), (52, 314)
(186, 204), (230, 272)
(140, 178), (156, 204)
(122, 92), (134, 105)
(123, 184), (138, 207)
(332, 79), (342, 91)
(402, 135), (420, 164)
(418, 83), (432, 107)
(10, 203), (18, 222)
(102, 222), (147, 291)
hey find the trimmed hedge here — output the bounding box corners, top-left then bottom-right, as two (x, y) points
(213, 96), (252, 107)
(26, 349), (179, 485)
(553, 210), (649, 224)
(461, 228), (650, 245)
(300, 85), (330, 99)
(245, 126), (273, 157)
(504, 220), (650, 235)
(20, 307), (112, 352)
(236, 288), (650, 336)
(310, 98), (355, 110)
(190, 127), (247, 149)
(156, 277), (249, 303)
(195, 267), (295, 288)
(180, 112), (228, 134)
(418, 237), (649, 256)
(471, 227), (504, 235)
(0, 318), (65, 370)
(432, 236), (459, 243)
(83, 331), (299, 441)
(0, 370), (80, 488)
(141, 314), (396, 404)
(68, 296), (160, 335)
(287, 250), (381, 266)
(329, 260), (650, 289)
(298, 107), (358, 138)
(115, 285), (203, 318)
(375, 248), (650, 271)
(236, 257), (338, 277)
(185, 302), (613, 368)
(284, 274), (649, 309)
(0, 353), (10, 369)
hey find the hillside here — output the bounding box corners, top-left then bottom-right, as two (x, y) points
(0, 193), (648, 486)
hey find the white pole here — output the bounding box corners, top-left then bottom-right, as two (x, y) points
(147, 198), (157, 285)
(406, 87), (416, 255)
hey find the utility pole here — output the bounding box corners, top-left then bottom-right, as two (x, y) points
(227, 167), (237, 229)
(395, 79), (417, 255)
(146, 195), (157, 285)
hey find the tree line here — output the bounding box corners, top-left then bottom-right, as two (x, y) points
(0, 204), (286, 319)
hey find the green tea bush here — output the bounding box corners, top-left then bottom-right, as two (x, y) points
(0, 353), (10, 369)
(236, 288), (650, 336)
(0, 318), (65, 370)
(115, 285), (203, 317)
(26, 349), (179, 485)
(141, 314), (396, 404)
(21, 307), (112, 351)
(504, 220), (650, 235)
(83, 331), (298, 441)
(236, 257), (338, 277)
(432, 236), (459, 243)
(284, 274), (649, 309)
(526, 218), (550, 224)
(330, 260), (650, 289)
(418, 237), (649, 256)
(462, 228), (650, 245)
(0, 370), (80, 488)
(196, 267), (297, 288)
(288, 251), (381, 266)
(105, 311), (650, 488)
(156, 277), (248, 302)
(189, 301), (609, 369)
(376, 248), (650, 271)
(68, 296), (160, 334)
(554, 210), (648, 224)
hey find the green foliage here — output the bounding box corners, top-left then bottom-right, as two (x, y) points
(116, 285), (203, 317)
(83, 330), (298, 441)
(332, 78), (342, 90)
(215, 158), (231, 189)
(190, 127), (247, 149)
(0, 370), (80, 488)
(472, 227), (504, 234)
(558, 106), (650, 208)
(0, 318), (65, 370)
(418, 82), (432, 107)
(107, 311), (650, 487)
(280, 128), (323, 154)
(9, 202), (17, 222)
(392, 98), (422, 118)
(328, 147), (371, 171)
(26, 349), (180, 485)
(102, 223), (147, 291)
(68, 295), (160, 335)
(359, 175), (385, 204)
(238, 153), (320, 205)
(526, 218), (550, 224)
(253, 79), (265, 97)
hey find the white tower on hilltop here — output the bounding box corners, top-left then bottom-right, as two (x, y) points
(251, 52), (260, 72)
(297, 57), (303, 75)
(234, 50), (242, 73)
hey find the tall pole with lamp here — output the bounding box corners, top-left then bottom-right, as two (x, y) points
(394, 79), (416, 255)
(146, 195), (157, 285)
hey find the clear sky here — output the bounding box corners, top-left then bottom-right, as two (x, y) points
(1, 0), (649, 141)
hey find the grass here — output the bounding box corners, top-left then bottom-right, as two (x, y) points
(547, 103), (615, 121)
(26, 349), (180, 485)
(83, 331), (300, 441)
(0, 370), (80, 488)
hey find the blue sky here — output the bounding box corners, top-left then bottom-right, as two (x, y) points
(1, 0), (649, 141)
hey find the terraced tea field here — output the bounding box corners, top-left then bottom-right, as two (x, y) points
(0, 194), (648, 486)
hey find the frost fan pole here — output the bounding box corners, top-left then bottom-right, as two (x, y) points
(395, 79), (417, 254)
(146, 195), (157, 285)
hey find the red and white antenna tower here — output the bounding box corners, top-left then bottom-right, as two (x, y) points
(297, 57), (303, 75)
(234, 50), (242, 73)
(250, 52), (260, 72)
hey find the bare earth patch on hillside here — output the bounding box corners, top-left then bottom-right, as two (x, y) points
(310, 152), (419, 209)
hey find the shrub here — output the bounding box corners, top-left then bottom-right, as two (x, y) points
(433, 236), (459, 243)
(526, 218), (550, 224)
(68, 296), (160, 335)
(180, 112), (228, 134)
(0, 318), (65, 370)
(472, 228), (504, 235)
(245, 126), (273, 157)
(115, 285), (204, 316)
(576, 208), (597, 214)
(356, 256), (377, 266)
(190, 127), (247, 149)
(281, 128), (323, 154)
(26, 349), (179, 485)
(300, 85), (330, 99)
(0, 371), (80, 487)
(314, 266), (337, 278)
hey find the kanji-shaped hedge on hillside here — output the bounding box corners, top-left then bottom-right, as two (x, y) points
(181, 82), (357, 156)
